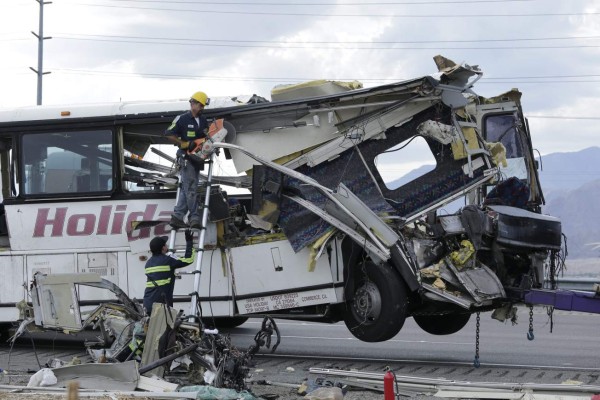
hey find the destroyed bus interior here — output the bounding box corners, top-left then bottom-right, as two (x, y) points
(0, 55), (579, 349)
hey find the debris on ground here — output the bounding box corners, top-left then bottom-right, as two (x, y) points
(1, 272), (281, 399)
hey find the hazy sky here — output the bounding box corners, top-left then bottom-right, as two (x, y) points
(1, 0), (599, 158)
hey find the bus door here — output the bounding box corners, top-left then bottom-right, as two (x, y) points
(228, 239), (340, 315)
(477, 101), (544, 207)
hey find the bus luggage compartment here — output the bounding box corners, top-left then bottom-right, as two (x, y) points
(488, 205), (562, 251)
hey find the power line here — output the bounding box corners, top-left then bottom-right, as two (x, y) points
(526, 115), (600, 120)
(20, 67), (600, 120)
(487, 74), (600, 79)
(64, 0), (536, 4)
(51, 36), (600, 50)
(52, 32), (600, 44)
(479, 80), (600, 84)
(538, 172), (600, 175)
(52, 68), (305, 82)
(57, 3), (600, 18)
(50, 67), (600, 84)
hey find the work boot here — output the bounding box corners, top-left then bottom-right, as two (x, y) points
(189, 219), (202, 230)
(170, 216), (188, 230)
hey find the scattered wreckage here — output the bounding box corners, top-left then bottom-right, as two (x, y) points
(9, 272), (280, 395)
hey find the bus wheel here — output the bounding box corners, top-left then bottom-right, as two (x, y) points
(413, 313), (471, 335)
(344, 262), (407, 342)
(204, 317), (249, 329)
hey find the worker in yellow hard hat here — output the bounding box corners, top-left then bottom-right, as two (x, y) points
(164, 91), (211, 230)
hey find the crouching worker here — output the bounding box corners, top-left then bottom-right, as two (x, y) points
(143, 230), (196, 315)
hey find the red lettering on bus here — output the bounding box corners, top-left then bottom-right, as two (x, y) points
(97, 205), (111, 235)
(32, 203), (167, 238)
(111, 205), (127, 235)
(33, 207), (67, 237)
(67, 214), (95, 236)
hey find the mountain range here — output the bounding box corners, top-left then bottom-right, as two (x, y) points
(538, 147), (600, 259)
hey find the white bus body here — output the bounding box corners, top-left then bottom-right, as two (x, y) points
(0, 56), (563, 341)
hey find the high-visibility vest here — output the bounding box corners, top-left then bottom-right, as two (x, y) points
(144, 264), (172, 288)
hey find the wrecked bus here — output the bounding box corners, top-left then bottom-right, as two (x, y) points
(0, 56), (572, 342)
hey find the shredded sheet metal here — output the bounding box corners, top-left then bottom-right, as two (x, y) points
(51, 360), (139, 391)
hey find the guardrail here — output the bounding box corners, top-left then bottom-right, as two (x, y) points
(546, 277), (600, 291)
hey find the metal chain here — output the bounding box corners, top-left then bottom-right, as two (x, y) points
(527, 306), (535, 340)
(550, 251), (557, 290)
(473, 312), (480, 368)
(547, 306), (555, 333)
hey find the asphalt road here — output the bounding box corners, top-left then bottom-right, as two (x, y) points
(0, 306), (598, 399)
(226, 306), (600, 370)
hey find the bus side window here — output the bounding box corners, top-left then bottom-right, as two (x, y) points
(22, 130), (113, 196)
(483, 113), (528, 181)
(0, 138), (14, 199)
(45, 152), (83, 193)
(484, 114), (524, 159)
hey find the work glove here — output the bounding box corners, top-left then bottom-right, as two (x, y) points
(184, 229), (194, 242)
(179, 141), (191, 150)
(187, 140), (199, 153)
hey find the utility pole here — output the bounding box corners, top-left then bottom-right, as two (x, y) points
(29, 0), (52, 105)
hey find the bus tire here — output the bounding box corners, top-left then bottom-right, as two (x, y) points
(413, 312), (471, 335)
(344, 262), (407, 342)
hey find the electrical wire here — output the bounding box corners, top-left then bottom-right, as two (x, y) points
(525, 115), (600, 120)
(51, 32), (600, 45)
(46, 68), (600, 87)
(9, 65), (600, 121)
(381, 135), (424, 153)
(54, 3), (600, 18)
(50, 35), (600, 50)
(60, 0), (538, 5)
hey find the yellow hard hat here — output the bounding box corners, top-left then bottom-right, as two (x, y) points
(190, 91), (209, 106)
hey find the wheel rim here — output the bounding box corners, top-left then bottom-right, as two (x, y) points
(351, 281), (382, 324)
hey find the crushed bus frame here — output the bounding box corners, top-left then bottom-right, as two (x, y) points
(0, 55), (598, 346)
